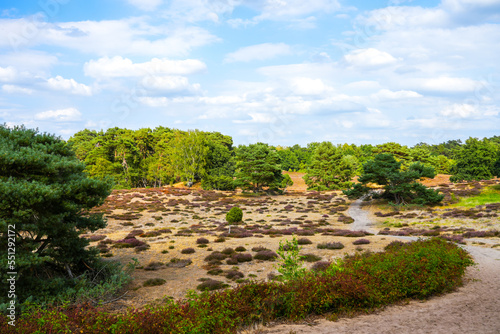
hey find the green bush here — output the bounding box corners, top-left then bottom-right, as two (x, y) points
(226, 206), (243, 223)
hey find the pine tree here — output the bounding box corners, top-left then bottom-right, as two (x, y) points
(234, 143), (284, 193)
(344, 153), (443, 205)
(0, 125), (112, 305)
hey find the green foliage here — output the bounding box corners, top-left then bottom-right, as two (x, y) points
(450, 137), (498, 182)
(68, 127), (236, 189)
(344, 153), (443, 205)
(0, 125), (114, 307)
(275, 237), (306, 281)
(234, 143), (284, 193)
(3, 239), (473, 333)
(201, 175), (235, 191)
(303, 141), (357, 190)
(281, 173), (294, 193)
(225, 207), (243, 223)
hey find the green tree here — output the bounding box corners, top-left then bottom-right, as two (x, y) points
(344, 153), (443, 205)
(234, 143), (284, 193)
(171, 130), (209, 185)
(450, 137), (498, 182)
(303, 142), (357, 190)
(0, 125), (112, 305)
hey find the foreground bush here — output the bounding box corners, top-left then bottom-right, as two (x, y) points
(2, 239), (473, 333)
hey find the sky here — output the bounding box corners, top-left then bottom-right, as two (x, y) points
(0, 0), (499, 147)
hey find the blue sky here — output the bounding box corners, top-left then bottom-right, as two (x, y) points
(0, 0), (499, 146)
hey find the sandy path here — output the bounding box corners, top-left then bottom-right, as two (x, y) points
(262, 199), (500, 334)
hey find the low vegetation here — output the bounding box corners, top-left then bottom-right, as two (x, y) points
(1, 239), (473, 333)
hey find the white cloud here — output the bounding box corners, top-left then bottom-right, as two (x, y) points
(0, 18), (218, 57)
(234, 113), (275, 124)
(46, 76), (92, 96)
(372, 89), (422, 100)
(416, 76), (480, 93)
(440, 103), (500, 118)
(0, 66), (20, 82)
(440, 103), (478, 118)
(35, 108), (82, 122)
(163, 0), (239, 23)
(127, 0), (162, 11)
(140, 76), (201, 95)
(224, 43), (292, 63)
(0, 51), (58, 74)
(252, 0), (341, 22)
(357, 6), (449, 30)
(84, 56), (206, 79)
(290, 77), (332, 95)
(344, 48), (398, 68)
(2, 84), (33, 94)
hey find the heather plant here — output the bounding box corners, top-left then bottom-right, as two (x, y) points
(254, 250), (278, 261)
(143, 278), (166, 287)
(297, 238), (312, 245)
(352, 239), (370, 245)
(181, 248), (196, 254)
(317, 242), (344, 250)
(300, 254), (322, 262)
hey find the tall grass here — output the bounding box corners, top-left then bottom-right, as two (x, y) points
(1, 239), (473, 334)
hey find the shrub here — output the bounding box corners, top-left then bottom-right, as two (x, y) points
(233, 253), (253, 263)
(225, 270), (244, 280)
(196, 237), (210, 244)
(352, 239), (370, 245)
(300, 253), (322, 262)
(134, 244), (150, 253)
(181, 248), (196, 254)
(226, 206), (243, 223)
(317, 242), (344, 250)
(143, 278), (166, 287)
(235, 246), (247, 252)
(311, 261), (331, 272)
(204, 252), (228, 262)
(167, 258), (192, 268)
(207, 268), (224, 276)
(297, 238), (313, 245)
(87, 234), (107, 242)
(144, 261), (164, 271)
(221, 248), (235, 255)
(251, 246), (270, 252)
(196, 279), (228, 291)
(113, 237), (147, 249)
(254, 250), (278, 261)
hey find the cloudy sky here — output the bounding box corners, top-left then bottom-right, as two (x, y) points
(0, 0), (499, 146)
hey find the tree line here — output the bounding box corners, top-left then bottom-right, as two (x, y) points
(68, 127), (500, 192)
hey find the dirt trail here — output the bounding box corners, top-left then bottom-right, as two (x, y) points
(262, 199), (500, 334)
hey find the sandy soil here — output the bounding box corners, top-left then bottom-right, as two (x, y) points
(258, 199), (500, 334)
